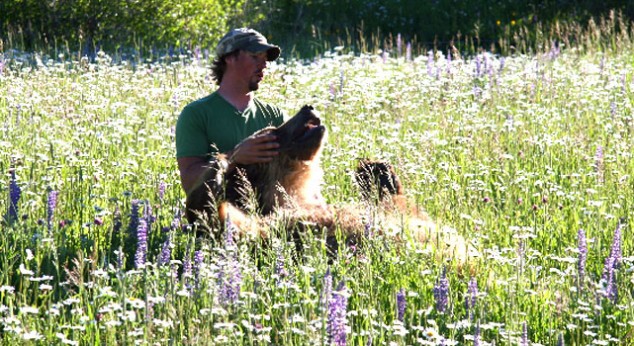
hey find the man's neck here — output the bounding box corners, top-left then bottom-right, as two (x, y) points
(217, 84), (253, 112)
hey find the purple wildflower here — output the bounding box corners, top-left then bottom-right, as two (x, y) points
(578, 229), (587, 287)
(194, 250), (204, 289)
(474, 323), (480, 346)
(134, 219), (148, 268)
(427, 51), (434, 77)
(608, 223), (622, 268)
(433, 269), (450, 313)
(396, 288), (406, 322)
(217, 216), (242, 306)
(327, 281), (348, 346)
(274, 246), (288, 284)
(170, 209), (182, 231)
(158, 237), (171, 266)
(47, 190), (58, 232)
(466, 277), (478, 319)
(182, 247), (192, 279)
(396, 33), (402, 57)
(144, 200), (155, 228)
(557, 332), (564, 346)
(520, 321), (528, 346)
(7, 170), (21, 222)
(601, 223), (623, 303)
(158, 181), (166, 200)
(224, 214), (236, 247)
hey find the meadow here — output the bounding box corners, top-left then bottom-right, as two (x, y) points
(1, 27), (634, 345)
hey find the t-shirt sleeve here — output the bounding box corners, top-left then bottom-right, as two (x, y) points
(175, 105), (210, 158)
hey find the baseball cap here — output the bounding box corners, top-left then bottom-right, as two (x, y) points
(216, 28), (281, 61)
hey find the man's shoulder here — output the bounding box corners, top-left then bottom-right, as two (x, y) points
(180, 92), (232, 120)
(184, 92), (222, 110)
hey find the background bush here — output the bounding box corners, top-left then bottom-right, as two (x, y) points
(2, 0), (634, 57)
(1, 0), (633, 56)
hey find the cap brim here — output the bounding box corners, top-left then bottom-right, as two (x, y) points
(245, 42), (281, 61)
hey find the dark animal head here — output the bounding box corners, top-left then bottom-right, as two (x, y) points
(265, 105), (325, 161)
(356, 160), (403, 202)
(227, 105), (327, 215)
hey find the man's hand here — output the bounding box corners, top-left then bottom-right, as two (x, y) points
(228, 133), (279, 165)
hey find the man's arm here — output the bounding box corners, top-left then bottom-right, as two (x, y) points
(178, 133), (280, 195)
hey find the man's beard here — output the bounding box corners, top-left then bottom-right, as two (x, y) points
(249, 80), (260, 91)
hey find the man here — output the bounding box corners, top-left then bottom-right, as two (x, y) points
(176, 28), (285, 196)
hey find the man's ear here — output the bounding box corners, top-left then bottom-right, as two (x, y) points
(224, 51), (241, 64)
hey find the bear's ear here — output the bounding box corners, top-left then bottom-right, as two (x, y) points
(301, 105), (314, 112)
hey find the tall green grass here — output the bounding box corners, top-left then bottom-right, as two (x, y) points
(1, 18), (633, 345)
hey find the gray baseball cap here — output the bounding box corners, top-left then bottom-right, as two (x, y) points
(215, 28), (281, 61)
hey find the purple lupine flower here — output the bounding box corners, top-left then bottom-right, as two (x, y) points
(170, 209), (182, 231)
(427, 51), (434, 77)
(127, 199), (140, 235)
(520, 321), (528, 346)
(134, 219), (148, 268)
(144, 199), (155, 228)
(578, 229), (587, 287)
(217, 215), (242, 306)
(396, 288), (406, 322)
(465, 277), (478, 319)
(47, 190), (58, 232)
(182, 247), (192, 279)
(601, 223), (623, 303)
(396, 33), (402, 57)
(327, 281), (348, 346)
(194, 250), (204, 289)
(474, 323), (480, 346)
(603, 258), (618, 303)
(7, 170), (21, 222)
(608, 223), (622, 268)
(217, 254), (242, 306)
(274, 245), (288, 285)
(158, 181), (166, 200)
(158, 237), (171, 266)
(433, 269), (450, 313)
(224, 214), (236, 247)
(557, 332), (564, 346)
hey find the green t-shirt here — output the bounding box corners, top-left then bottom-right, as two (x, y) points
(175, 92), (285, 158)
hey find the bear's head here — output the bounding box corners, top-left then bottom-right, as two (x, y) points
(264, 104), (325, 161)
(226, 105), (327, 215)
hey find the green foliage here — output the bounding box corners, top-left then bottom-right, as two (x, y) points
(0, 0), (257, 52)
(256, 0), (634, 55)
(2, 0), (633, 57)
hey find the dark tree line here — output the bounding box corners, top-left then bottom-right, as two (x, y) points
(1, 0), (632, 56)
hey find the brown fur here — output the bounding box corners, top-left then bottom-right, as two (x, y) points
(186, 105), (473, 264)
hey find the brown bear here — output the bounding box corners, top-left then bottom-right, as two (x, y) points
(185, 105), (471, 263)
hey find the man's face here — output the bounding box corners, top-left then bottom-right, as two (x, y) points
(231, 50), (268, 91)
